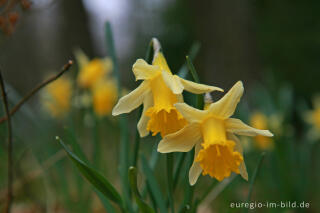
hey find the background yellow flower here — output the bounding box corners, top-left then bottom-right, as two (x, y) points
(92, 79), (117, 117)
(42, 76), (72, 118)
(250, 112), (274, 150)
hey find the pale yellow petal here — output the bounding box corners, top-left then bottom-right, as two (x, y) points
(174, 103), (208, 123)
(137, 92), (153, 137)
(226, 118), (273, 137)
(177, 94), (184, 103)
(161, 72), (184, 94)
(208, 81), (244, 118)
(152, 52), (171, 72)
(112, 81), (150, 116)
(189, 143), (202, 185)
(74, 48), (89, 68)
(132, 59), (159, 81)
(179, 77), (223, 94)
(158, 123), (202, 153)
(227, 133), (248, 181)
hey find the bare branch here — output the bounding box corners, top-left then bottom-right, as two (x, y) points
(0, 60), (73, 124)
(0, 71), (13, 213)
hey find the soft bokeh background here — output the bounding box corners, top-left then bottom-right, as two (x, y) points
(2, 0), (320, 96)
(1, 0), (320, 212)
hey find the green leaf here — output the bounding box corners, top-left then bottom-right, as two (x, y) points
(129, 167), (155, 213)
(186, 56), (203, 109)
(105, 21), (133, 212)
(244, 152), (266, 213)
(141, 155), (167, 213)
(57, 137), (124, 209)
(173, 153), (186, 191)
(178, 42), (201, 78)
(166, 154), (174, 213)
(178, 151), (194, 212)
(132, 40), (154, 168)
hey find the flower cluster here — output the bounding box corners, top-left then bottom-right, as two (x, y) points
(113, 39), (273, 184)
(42, 50), (117, 118)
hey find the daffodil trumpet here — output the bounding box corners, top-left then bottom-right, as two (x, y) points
(112, 39), (223, 137)
(158, 81), (273, 185)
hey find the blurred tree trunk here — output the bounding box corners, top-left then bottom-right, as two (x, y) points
(190, 0), (260, 89)
(0, 0), (94, 94)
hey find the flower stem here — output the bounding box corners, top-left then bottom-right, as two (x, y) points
(166, 153), (174, 213)
(186, 56), (203, 109)
(105, 21), (133, 213)
(243, 152), (266, 213)
(132, 40), (154, 168)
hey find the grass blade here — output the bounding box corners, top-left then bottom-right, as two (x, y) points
(105, 21), (132, 212)
(177, 42), (201, 78)
(186, 56), (203, 109)
(132, 40), (154, 168)
(57, 137), (124, 210)
(129, 167), (155, 213)
(166, 154), (174, 213)
(245, 152), (266, 211)
(173, 153), (186, 191)
(141, 155), (167, 213)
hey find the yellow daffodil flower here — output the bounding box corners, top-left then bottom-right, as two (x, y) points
(112, 41), (223, 137)
(158, 81), (273, 184)
(305, 95), (320, 139)
(42, 77), (72, 118)
(250, 112), (274, 150)
(92, 79), (117, 117)
(75, 49), (113, 89)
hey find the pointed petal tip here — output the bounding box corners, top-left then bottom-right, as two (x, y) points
(189, 179), (196, 186)
(157, 141), (167, 153)
(266, 130), (274, 137)
(111, 110), (119, 116)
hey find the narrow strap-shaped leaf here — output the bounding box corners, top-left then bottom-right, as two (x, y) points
(132, 40), (154, 168)
(173, 153), (186, 191)
(64, 127), (115, 212)
(177, 42), (201, 78)
(166, 154), (174, 213)
(243, 152), (266, 213)
(178, 151), (194, 212)
(95, 189), (117, 213)
(186, 56), (203, 109)
(57, 137), (124, 210)
(141, 155), (167, 213)
(129, 167), (155, 213)
(105, 21), (133, 212)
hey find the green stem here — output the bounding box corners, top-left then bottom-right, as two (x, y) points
(186, 56), (203, 109)
(105, 21), (132, 213)
(243, 152), (266, 213)
(131, 40), (153, 168)
(173, 153), (186, 191)
(166, 153), (174, 213)
(132, 107), (142, 167)
(93, 115), (100, 169)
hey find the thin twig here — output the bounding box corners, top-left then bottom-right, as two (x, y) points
(0, 71), (13, 213)
(0, 60), (73, 124)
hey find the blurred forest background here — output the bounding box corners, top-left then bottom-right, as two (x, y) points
(1, 0), (320, 98)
